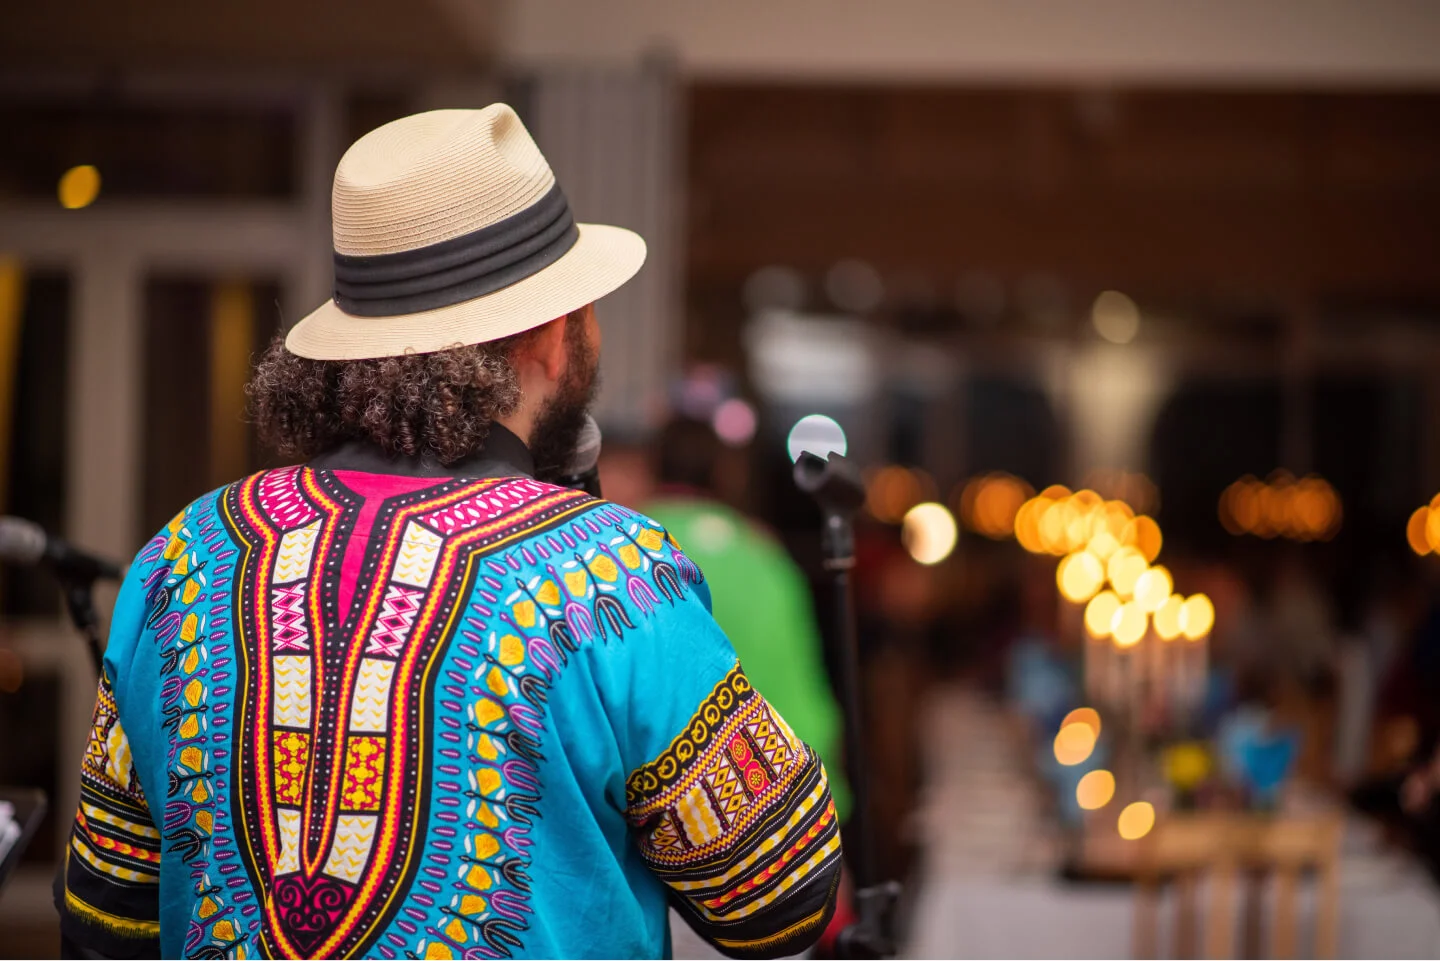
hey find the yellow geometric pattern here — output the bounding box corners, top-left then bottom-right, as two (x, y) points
(348, 658), (396, 733)
(272, 655), (313, 728)
(341, 736), (386, 811)
(323, 814), (378, 884)
(276, 807), (302, 875)
(392, 522), (443, 588)
(273, 519), (321, 584)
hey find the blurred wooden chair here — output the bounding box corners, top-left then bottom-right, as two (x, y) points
(1133, 812), (1343, 959)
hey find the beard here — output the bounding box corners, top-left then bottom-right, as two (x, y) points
(528, 314), (599, 483)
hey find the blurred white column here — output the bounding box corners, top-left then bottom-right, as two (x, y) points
(520, 58), (683, 434)
(68, 250), (141, 559)
(1045, 344), (1172, 482)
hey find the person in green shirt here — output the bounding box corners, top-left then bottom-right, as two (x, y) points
(641, 417), (853, 822)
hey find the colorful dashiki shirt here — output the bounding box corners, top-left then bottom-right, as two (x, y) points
(56, 429), (843, 959)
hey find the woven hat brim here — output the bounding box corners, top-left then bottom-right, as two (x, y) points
(285, 222), (646, 360)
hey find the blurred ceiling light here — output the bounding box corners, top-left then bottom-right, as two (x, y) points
(902, 502), (958, 566)
(1076, 769), (1116, 811)
(868, 465), (936, 525)
(1123, 515), (1163, 563)
(1179, 594), (1215, 640)
(1133, 565), (1173, 614)
(1409, 506), (1433, 556)
(742, 265), (807, 313)
(786, 414), (847, 463)
(1091, 290), (1140, 345)
(1110, 601), (1147, 648)
(712, 398), (757, 447)
(1058, 550), (1105, 604)
(824, 259), (884, 314)
(1062, 707), (1101, 738)
(58, 164), (101, 209)
(1084, 591), (1121, 639)
(1153, 594), (1185, 640)
(1117, 801), (1156, 840)
(1053, 722), (1097, 766)
(1106, 547), (1148, 599)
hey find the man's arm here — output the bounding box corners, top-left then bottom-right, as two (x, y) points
(625, 663), (843, 958)
(54, 668), (162, 959)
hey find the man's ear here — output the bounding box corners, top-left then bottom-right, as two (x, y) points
(523, 316), (568, 382)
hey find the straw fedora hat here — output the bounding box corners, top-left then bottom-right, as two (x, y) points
(286, 104), (647, 360)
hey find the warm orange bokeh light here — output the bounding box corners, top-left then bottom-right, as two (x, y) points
(958, 472), (1034, 539)
(1077, 769), (1116, 811)
(1058, 550), (1106, 603)
(1153, 594), (1184, 640)
(1085, 590), (1121, 639)
(1410, 506), (1434, 556)
(1118, 801), (1156, 840)
(1054, 722), (1098, 766)
(1179, 594), (1215, 640)
(1221, 472), (1341, 542)
(866, 465), (935, 524)
(1062, 707), (1102, 739)
(1110, 601), (1147, 648)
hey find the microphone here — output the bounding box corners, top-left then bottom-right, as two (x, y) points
(0, 516), (123, 582)
(557, 415), (603, 498)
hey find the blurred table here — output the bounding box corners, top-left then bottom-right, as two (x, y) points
(904, 686), (1440, 959)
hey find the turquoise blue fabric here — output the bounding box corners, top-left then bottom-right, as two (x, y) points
(59, 467), (841, 960)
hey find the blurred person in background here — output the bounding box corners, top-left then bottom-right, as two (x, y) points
(54, 106), (841, 960)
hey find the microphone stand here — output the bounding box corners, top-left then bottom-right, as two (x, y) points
(58, 574), (105, 676)
(794, 452), (901, 959)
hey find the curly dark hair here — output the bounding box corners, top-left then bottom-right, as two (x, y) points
(247, 327), (539, 466)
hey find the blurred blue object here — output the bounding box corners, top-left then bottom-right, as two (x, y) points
(1006, 634), (1076, 729)
(1217, 707), (1301, 807)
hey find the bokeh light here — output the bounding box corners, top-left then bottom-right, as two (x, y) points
(1084, 591), (1121, 639)
(1124, 515), (1163, 563)
(1091, 290), (1140, 345)
(1076, 769), (1116, 811)
(867, 465), (936, 524)
(1411, 506), (1434, 556)
(958, 472), (1034, 539)
(1179, 593), (1215, 640)
(711, 398), (757, 447)
(1132, 565), (1172, 614)
(1106, 547), (1148, 598)
(1153, 594), (1184, 640)
(1053, 722), (1097, 766)
(1117, 801), (1156, 840)
(786, 414), (847, 463)
(58, 164), (101, 209)
(902, 502), (958, 565)
(1220, 472), (1342, 542)
(1057, 550), (1105, 603)
(1061, 707), (1101, 738)
(1110, 601), (1147, 648)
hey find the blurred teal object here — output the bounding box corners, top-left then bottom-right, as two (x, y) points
(1006, 635), (1075, 726)
(1217, 707), (1300, 807)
